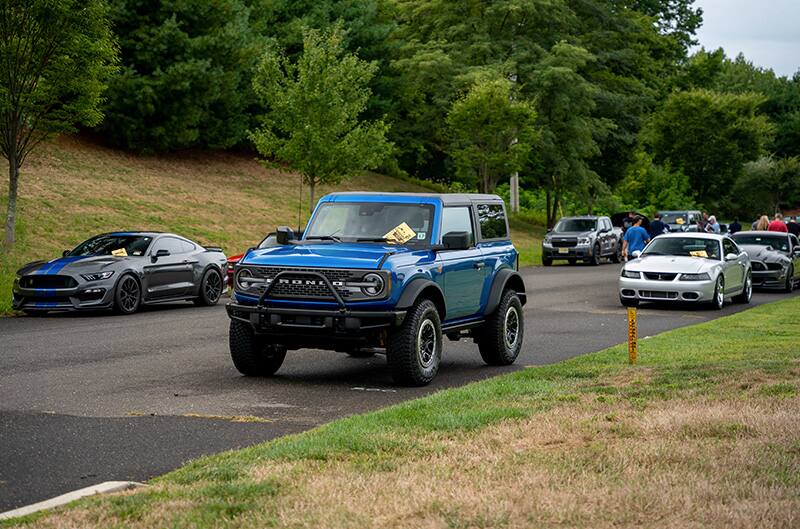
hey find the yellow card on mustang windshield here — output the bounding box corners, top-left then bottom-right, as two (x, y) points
(689, 250), (708, 258)
(383, 222), (416, 244)
(111, 248), (128, 257)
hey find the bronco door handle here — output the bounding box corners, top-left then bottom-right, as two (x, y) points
(473, 262), (485, 269)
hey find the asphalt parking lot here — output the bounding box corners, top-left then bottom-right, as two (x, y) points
(1, 263), (795, 511)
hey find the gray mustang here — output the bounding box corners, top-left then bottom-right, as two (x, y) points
(731, 231), (800, 292)
(13, 232), (227, 315)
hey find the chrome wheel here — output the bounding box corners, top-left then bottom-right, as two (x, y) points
(118, 276), (140, 313)
(204, 271), (222, 302)
(744, 274), (752, 301)
(503, 306), (520, 350)
(417, 318), (438, 369)
(714, 277), (724, 309)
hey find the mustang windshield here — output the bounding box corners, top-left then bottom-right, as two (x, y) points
(69, 235), (153, 257)
(305, 202), (434, 245)
(553, 219), (596, 233)
(642, 237), (721, 260)
(732, 234), (789, 253)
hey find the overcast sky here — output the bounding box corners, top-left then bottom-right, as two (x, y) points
(692, 0), (800, 78)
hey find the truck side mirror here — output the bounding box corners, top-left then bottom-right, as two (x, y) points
(276, 226), (294, 245)
(442, 231), (471, 250)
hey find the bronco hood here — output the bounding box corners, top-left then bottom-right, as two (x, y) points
(18, 255), (128, 276)
(241, 243), (409, 269)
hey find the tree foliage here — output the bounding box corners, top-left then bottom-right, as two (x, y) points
(250, 27), (390, 210)
(98, 0), (262, 151)
(733, 156), (800, 217)
(0, 0), (117, 245)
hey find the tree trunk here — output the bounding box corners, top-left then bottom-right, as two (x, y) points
(308, 179), (316, 214)
(4, 152), (19, 247)
(546, 189), (552, 228)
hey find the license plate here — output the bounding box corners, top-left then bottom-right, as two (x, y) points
(558, 248), (569, 254)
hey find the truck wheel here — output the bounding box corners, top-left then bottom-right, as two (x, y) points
(229, 320), (286, 376)
(590, 244), (601, 266)
(194, 268), (223, 306)
(477, 289), (524, 366)
(611, 243), (622, 263)
(387, 299), (442, 386)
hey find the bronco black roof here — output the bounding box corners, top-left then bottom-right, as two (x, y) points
(324, 192), (504, 207)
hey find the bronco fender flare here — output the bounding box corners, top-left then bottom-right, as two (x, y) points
(396, 278), (446, 319)
(485, 268), (527, 315)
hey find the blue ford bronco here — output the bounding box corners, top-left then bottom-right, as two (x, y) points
(226, 192), (527, 386)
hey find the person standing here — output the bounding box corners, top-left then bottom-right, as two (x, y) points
(622, 211), (636, 233)
(706, 215), (721, 233)
(768, 213), (788, 233)
(622, 216), (650, 260)
(649, 212), (668, 238)
(788, 216), (800, 237)
(697, 212), (709, 232)
(729, 217), (742, 234)
(756, 215), (770, 231)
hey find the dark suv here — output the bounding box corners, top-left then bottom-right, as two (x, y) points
(226, 193), (527, 386)
(542, 215), (621, 266)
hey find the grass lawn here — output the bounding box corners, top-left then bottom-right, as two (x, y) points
(0, 136), (544, 314)
(5, 296), (799, 528)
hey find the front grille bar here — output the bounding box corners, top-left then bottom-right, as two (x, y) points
(257, 270), (346, 312)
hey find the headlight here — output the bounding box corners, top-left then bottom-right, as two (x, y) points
(81, 271), (114, 281)
(236, 268), (262, 290)
(679, 272), (711, 281)
(621, 270), (641, 279)
(359, 272), (385, 297)
(578, 237), (591, 245)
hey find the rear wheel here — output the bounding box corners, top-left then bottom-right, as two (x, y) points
(710, 276), (725, 310)
(387, 299), (442, 386)
(195, 268), (223, 306)
(477, 290), (524, 366)
(734, 273), (752, 303)
(229, 320), (286, 376)
(114, 274), (141, 315)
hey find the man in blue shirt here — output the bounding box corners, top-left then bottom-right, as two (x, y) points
(623, 216), (650, 260)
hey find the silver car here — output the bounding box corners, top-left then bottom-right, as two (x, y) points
(619, 233), (752, 309)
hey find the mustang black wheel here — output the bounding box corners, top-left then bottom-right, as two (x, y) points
(195, 268), (223, 306)
(784, 266), (794, 293)
(734, 272), (752, 303)
(114, 274), (141, 314)
(477, 289), (524, 366)
(229, 320), (287, 376)
(387, 298), (442, 386)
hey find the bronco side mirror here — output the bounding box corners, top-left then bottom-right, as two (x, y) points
(441, 231), (471, 250)
(276, 226), (294, 245)
(62, 250), (70, 257)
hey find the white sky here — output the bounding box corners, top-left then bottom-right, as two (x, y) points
(692, 0), (800, 78)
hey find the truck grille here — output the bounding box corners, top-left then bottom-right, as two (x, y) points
(250, 266), (356, 299)
(551, 238), (577, 248)
(20, 275), (77, 289)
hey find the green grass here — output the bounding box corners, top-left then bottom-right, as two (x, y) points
(0, 136), (544, 314)
(6, 296), (799, 529)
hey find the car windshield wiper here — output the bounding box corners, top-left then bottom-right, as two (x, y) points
(306, 234), (342, 242)
(356, 237), (392, 243)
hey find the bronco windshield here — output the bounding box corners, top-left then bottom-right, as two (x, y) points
(69, 235), (153, 257)
(732, 233), (789, 253)
(553, 219), (597, 233)
(641, 237), (721, 260)
(305, 202), (435, 245)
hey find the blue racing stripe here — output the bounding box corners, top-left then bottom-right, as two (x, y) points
(32, 256), (88, 275)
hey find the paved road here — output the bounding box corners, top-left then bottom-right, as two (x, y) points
(1, 264), (794, 511)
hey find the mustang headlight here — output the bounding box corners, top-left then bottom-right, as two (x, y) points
(81, 271), (115, 281)
(621, 270), (641, 279)
(578, 237), (591, 245)
(679, 272), (711, 281)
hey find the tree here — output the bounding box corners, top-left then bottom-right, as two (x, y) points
(250, 27), (390, 210)
(733, 156), (800, 217)
(98, 0), (262, 151)
(528, 42), (613, 227)
(644, 89), (773, 212)
(446, 79), (537, 193)
(0, 0), (117, 246)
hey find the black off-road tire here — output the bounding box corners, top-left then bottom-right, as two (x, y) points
(387, 299), (442, 386)
(734, 272), (753, 303)
(620, 296), (639, 307)
(477, 289), (524, 366)
(195, 268), (223, 306)
(229, 320), (287, 376)
(113, 273), (141, 315)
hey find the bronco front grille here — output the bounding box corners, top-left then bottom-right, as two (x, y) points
(250, 266), (357, 299)
(20, 275), (77, 289)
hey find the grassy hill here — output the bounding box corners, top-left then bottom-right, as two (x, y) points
(0, 136), (543, 313)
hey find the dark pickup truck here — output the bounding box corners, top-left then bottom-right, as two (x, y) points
(541, 215), (622, 266)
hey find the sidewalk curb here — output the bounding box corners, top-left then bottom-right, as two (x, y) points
(0, 481), (145, 521)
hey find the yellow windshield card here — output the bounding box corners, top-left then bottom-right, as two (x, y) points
(111, 248), (128, 257)
(676, 218), (685, 225)
(383, 222), (416, 244)
(689, 250), (707, 258)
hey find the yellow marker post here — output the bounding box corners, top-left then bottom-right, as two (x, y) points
(627, 307), (638, 364)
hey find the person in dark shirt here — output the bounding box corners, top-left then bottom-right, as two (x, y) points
(649, 212), (669, 238)
(787, 217), (800, 236)
(728, 218), (742, 234)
